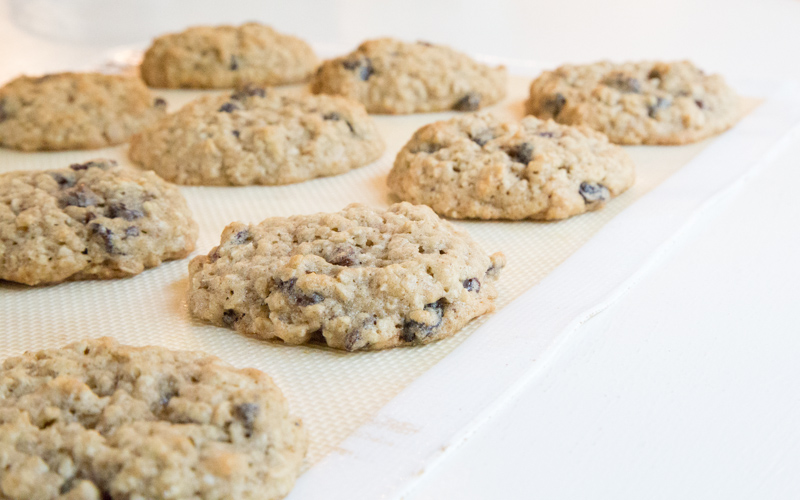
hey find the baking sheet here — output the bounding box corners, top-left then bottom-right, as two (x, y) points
(0, 65), (789, 499)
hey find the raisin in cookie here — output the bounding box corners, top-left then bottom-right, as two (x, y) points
(0, 160), (197, 286)
(388, 114), (635, 220)
(140, 23), (318, 89)
(0, 73), (165, 151)
(526, 60), (741, 145)
(310, 38), (507, 114)
(129, 87), (385, 186)
(188, 203), (505, 351)
(0, 337), (306, 500)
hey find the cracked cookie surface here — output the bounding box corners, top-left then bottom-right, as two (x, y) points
(0, 160), (197, 285)
(140, 23), (318, 89)
(526, 60), (741, 145)
(188, 202), (505, 351)
(129, 88), (385, 186)
(388, 114), (635, 220)
(0, 73), (165, 151)
(310, 38), (507, 114)
(0, 337), (306, 500)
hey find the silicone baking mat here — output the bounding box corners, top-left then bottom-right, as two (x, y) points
(1, 60), (798, 499)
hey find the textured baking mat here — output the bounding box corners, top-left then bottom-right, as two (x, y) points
(1, 66), (793, 500)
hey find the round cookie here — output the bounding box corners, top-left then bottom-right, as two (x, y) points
(140, 23), (318, 89)
(0, 159), (198, 286)
(0, 73), (165, 151)
(129, 87), (385, 186)
(526, 60), (741, 145)
(310, 38), (507, 114)
(387, 114), (636, 220)
(0, 337), (307, 500)
(188, 202), (505, 351)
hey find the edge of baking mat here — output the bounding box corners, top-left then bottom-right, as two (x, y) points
(290, 74), (800, 499)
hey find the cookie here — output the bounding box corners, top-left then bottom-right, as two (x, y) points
(140, 23), (318, 89)
(526, 60), (741, 145)
(0, 160), (197, 286)
(387, 114), (636, 220)
(310, 38), (507, 114)
(0, 337), (306, 500)
(0, 73), (165, 151)
(188, 202), (505, 351)
(129, 87), (385, 186)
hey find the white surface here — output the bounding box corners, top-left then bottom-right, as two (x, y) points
(1, 1), (800, 498)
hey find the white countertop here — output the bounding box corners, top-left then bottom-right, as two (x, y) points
(2, 0), (799, 498)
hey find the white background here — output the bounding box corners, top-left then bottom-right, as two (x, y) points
(1, 1), (799, 498)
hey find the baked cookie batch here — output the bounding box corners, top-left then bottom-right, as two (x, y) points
(0, 21), (743, 499)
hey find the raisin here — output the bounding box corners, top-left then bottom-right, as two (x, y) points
(412, 142), (443, 154)
(469, 129), (494, 147)
(545, 93), (566, 117)
(50, 173), (75, 188)
(59, 478), (77, 494)
(90, 224), (115, 253)
(695, 99), (706, 109)
(343, 57), (374, 81)
(605, 74), (642, 93)
(153, 97), (167, 108)
(343, 329), (361, 351)
(463, 278), (481, 292)
(230, 230), (251, 245)
(70, 160), (110, 171)
(506, 143), (534, 165)
(231, 85), (266, 100)
(108, 202), (144, 221)
(277, 279), (323, 306)
(537, 131), (556, 138)
(323, 112), (355, 133)
(453, 92), (481, 111)
(61, 184), (101, 208)
(328, 246), (358, 266)
(230, 55), (239, 70)
(125, 226), (140, 237)
(401, 299), (445, 342)
(232, 130), (240, 138)
(579, 182), (610, 205)
(417, 40), (434, 47)
(218, 102), (238, 113)
(222, 309), (243, 326)
(648, 97), (671, 118)
(234, 403), (259, 437)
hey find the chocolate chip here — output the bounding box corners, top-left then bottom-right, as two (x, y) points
(579, 182), (610, 205)
(218, 102), (238, 113)
(605, 74), (642, 93)
(463, 278), (481, 292)
(61, 184), (101, 208)
(90, 223), (115, 253)
(108, 202), (144, 221)
(125, 226), (140, 238)
(222, 309), (243, 326)
(328, 246), (358, 267)
(343, 57), (374, 81)
(506, 143), (534, 165)
(234, 403), (259, 437)
(230, 55), (239, 71)
(231, 229), (251, 245)
(453, 92), (481, 111)
(50, 173), (75, 188)
(343, 329), (361, 351)
(323, 112), (355, 133)
(401, 299), (445, 342)
(469, 129), (494, 147)
(153, 97), (167, 108)
(232, 130), (240, 138)
(648, 97), (671, 118)
(545, 93), (566, 117)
